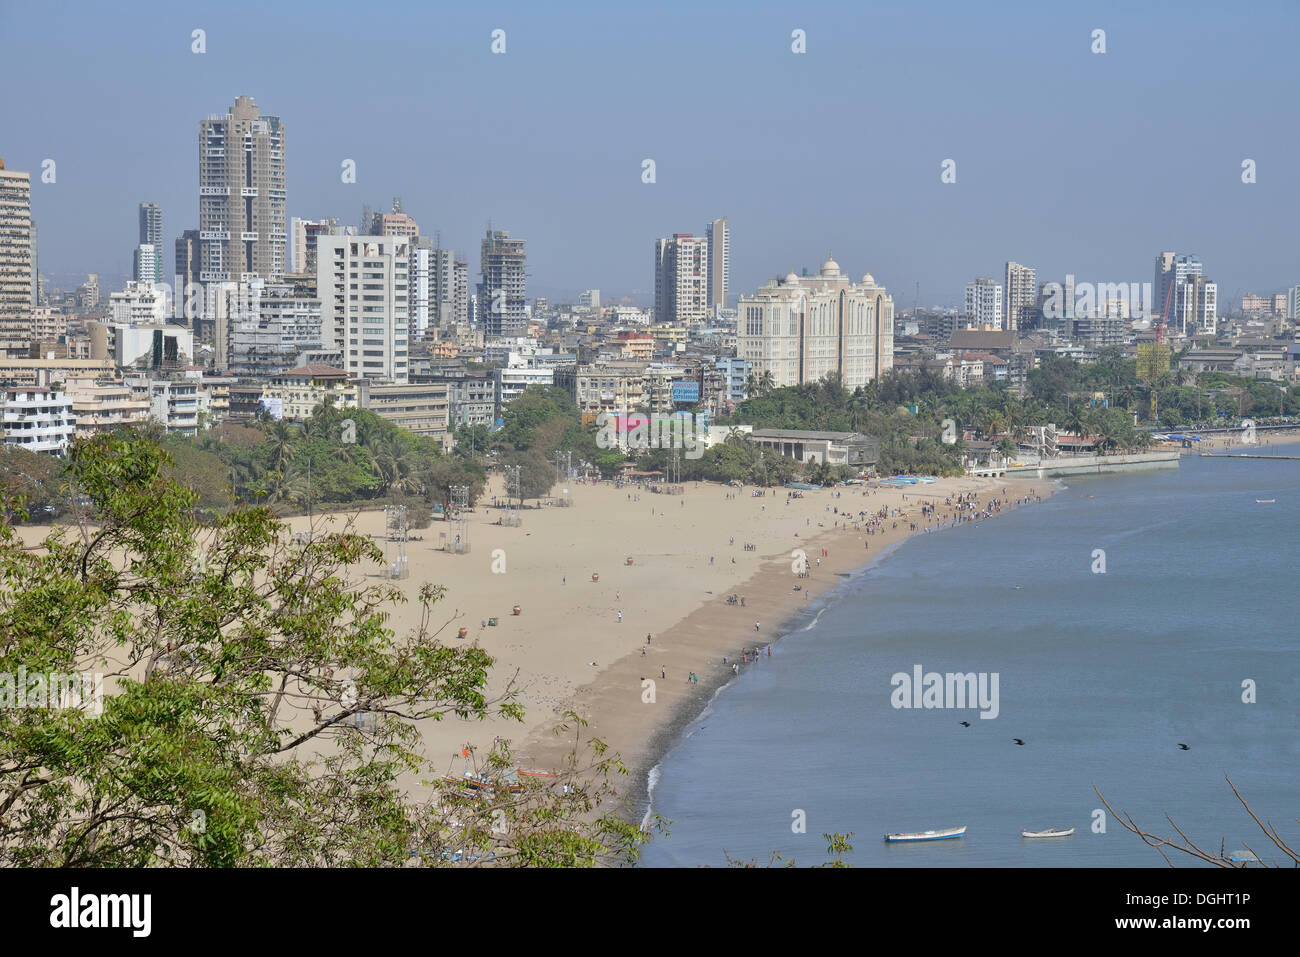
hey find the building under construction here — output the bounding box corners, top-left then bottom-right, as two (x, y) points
(477, 228), (527, 337)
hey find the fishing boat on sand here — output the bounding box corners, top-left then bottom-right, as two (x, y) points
(884, 825), (966, 842)
(441, 749), (525, 795)
(516, 768), (561, 780)
(439, 775), (525, 795)
(1021, 827), (1074, 839)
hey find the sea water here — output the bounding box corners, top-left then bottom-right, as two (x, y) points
(639, 443), (1300, 867)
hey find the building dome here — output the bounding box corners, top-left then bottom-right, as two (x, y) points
(861, 272), (875, 285)
(784, 270), (800, 285)
(820, 253), (841, 277)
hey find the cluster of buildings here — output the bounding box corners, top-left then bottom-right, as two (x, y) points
(956, 253), (1221, 339)
(0, 95), (908, 459)
(4, 95), (1296, 465)
(894, 250), (1300, 390)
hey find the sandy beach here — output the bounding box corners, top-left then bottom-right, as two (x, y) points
(1173, 425), (1300, 453)
(273, 472), (1056, 804)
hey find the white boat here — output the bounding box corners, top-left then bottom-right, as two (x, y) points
(1021, 827), (1074, 838)
(884, 825), (966, 842)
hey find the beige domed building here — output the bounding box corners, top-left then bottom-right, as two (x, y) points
(736, 254), (893, 391)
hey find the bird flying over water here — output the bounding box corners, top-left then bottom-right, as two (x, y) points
(960, 721), (970, 727)
(1013, 738), (1025, 746)
(1178, 743), (1190, 750)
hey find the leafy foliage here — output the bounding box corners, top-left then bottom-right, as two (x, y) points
(0, 434), (654, 867)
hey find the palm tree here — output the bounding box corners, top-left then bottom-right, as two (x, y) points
(268, 421), (296, 474)
(266, 421), (297, 497)
(1063, 407), (1088, 440)
(986, 410), (1008, 439)
(368, 437), (400, 494)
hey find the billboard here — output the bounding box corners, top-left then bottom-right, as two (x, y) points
(671, 380), (700, 403)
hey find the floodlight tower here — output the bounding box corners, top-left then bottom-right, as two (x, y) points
(449, 485), (470, 553)
(666, 446), (681, 486)
(553, 450), (573, 504)
(503, 465), (522, 526)
(384, 504), (408, 578)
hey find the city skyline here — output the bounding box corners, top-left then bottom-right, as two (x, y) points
(2, 1), (1298, 307)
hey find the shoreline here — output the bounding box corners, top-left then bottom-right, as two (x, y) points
(503, 475), (1059, 834)
(631, 534), (913, 831)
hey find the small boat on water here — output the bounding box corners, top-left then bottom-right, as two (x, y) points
(516, 768), (561, 780)
(884, 826), (966, 842)
(1256, 499), (1275, 504)
(1021, 827), (1074, 839)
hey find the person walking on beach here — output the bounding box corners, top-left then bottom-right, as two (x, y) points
(646, 633), (651, 644)
(754, 621), (760, 632)
(617, 610), (623, 623)
(661, 666), (666, 679)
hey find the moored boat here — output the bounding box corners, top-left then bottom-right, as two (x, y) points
(884, 825), (966, 842)
(1021, 827), (1074, 838)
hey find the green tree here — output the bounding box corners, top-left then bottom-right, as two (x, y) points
(0, 434), (653, 867)
(502, 449), (555, 503)
(425, 457), (487, 509)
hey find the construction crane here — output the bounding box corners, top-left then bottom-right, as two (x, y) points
(1155, 275), (1173, 343)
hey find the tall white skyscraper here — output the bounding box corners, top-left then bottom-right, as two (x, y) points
(0, 159), (33, 356)
(199, 96), (286, 282)
(1003, 261), (1035, 331)
(1155, 252), (1217, 335)
(706, 217), (729, 312)
(654, 233), (709, 324)
(29, 218), (39, 306)
(964, 278), (1003, 329)
(136, 202), (163, 283)
(317, 235), (409, 383)
(132, 244), (160, 287)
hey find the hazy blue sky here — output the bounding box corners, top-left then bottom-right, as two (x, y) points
(2, 0), (1297, 308)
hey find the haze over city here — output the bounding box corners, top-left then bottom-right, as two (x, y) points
(3, 0), (1298, 305)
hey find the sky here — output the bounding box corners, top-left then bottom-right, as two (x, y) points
(1, 0), (1297, 309)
